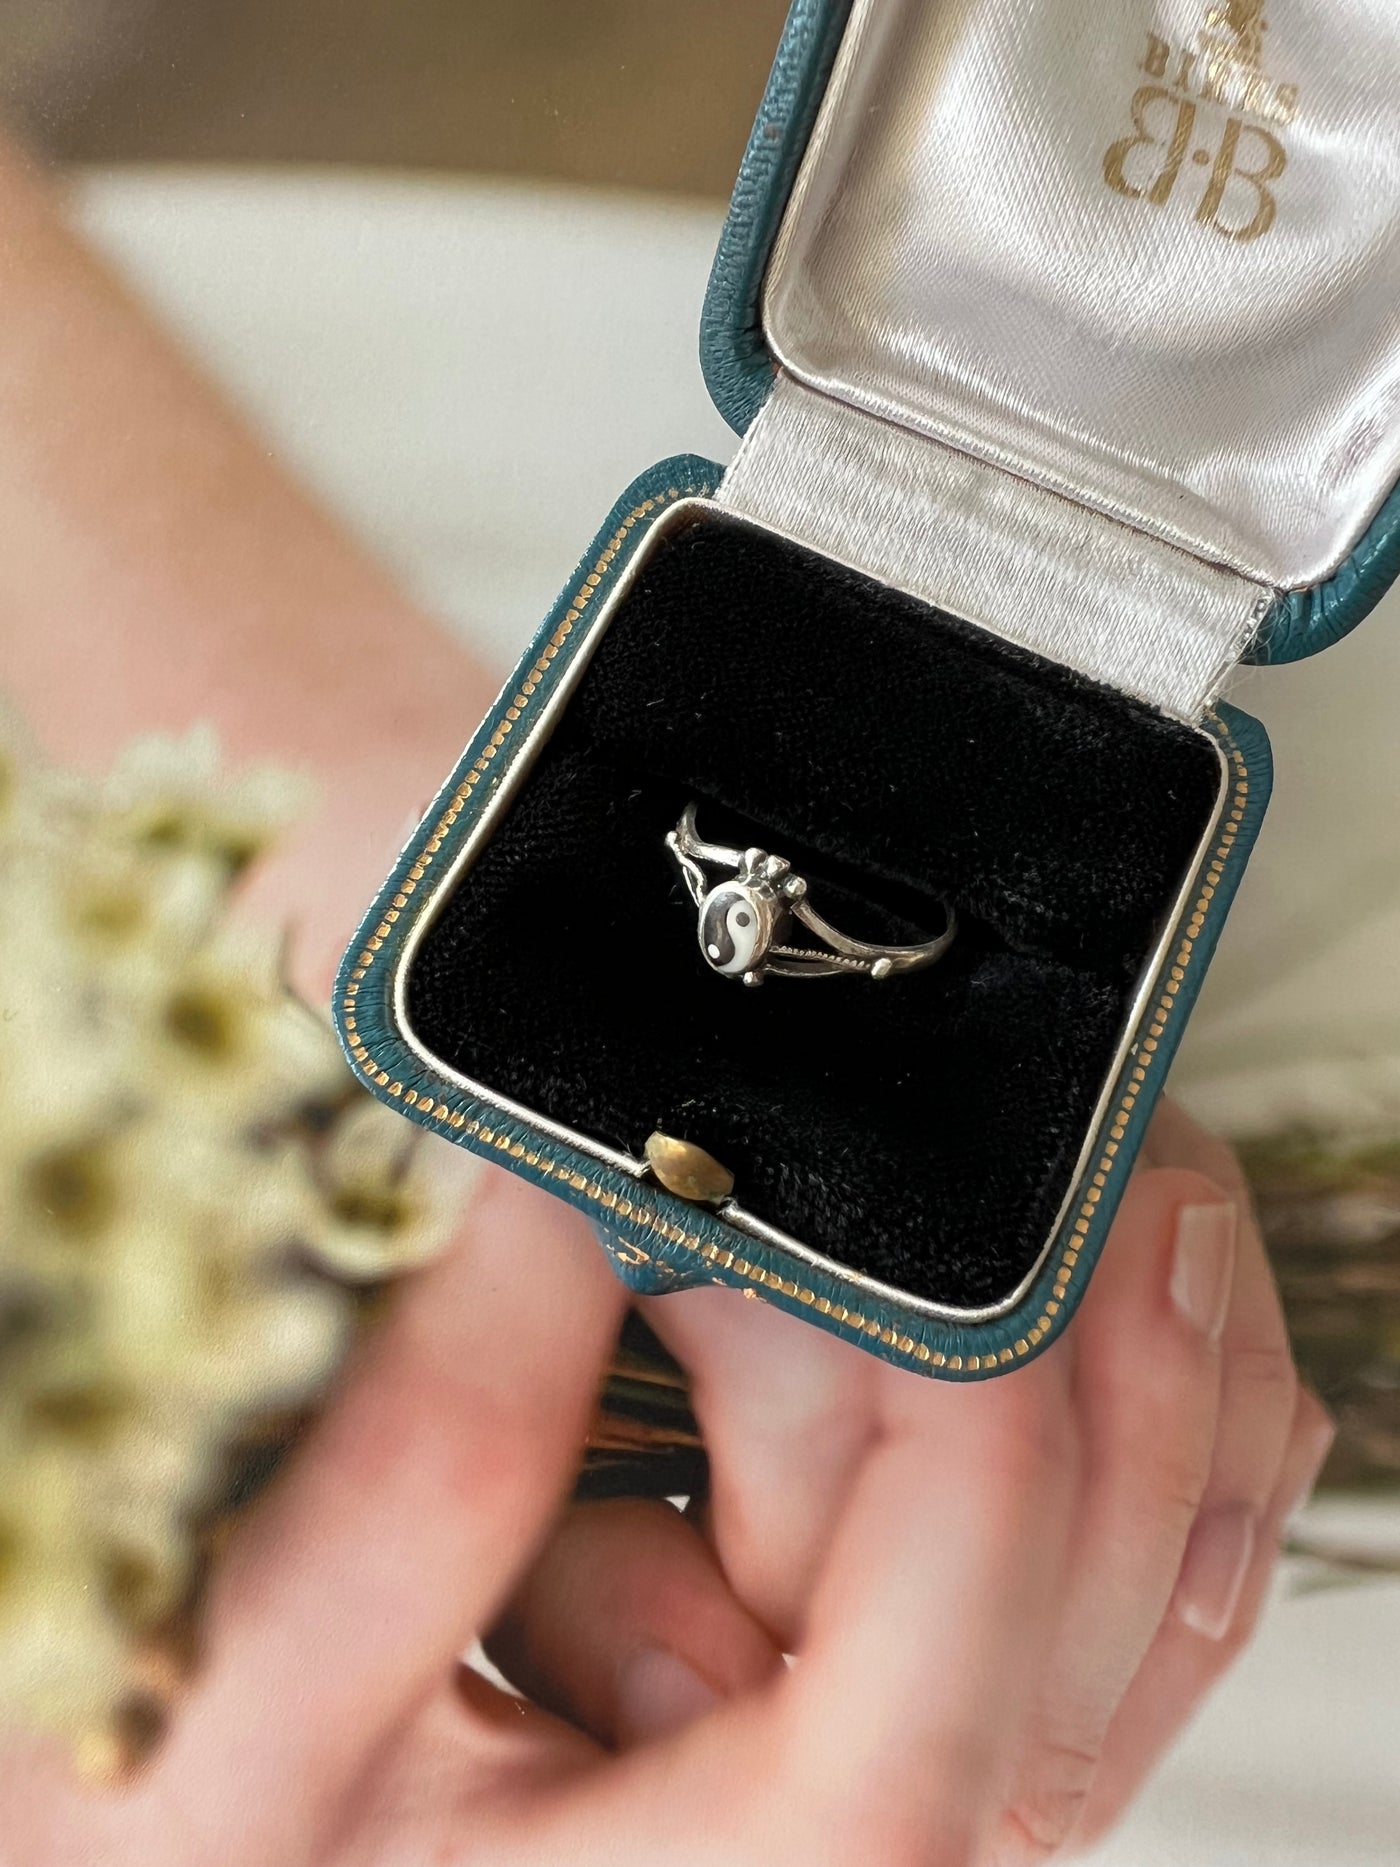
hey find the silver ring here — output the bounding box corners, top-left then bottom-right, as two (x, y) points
(665, 804), (957, 987)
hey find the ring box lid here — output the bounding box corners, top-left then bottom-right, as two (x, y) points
(703, 0), (1400, 667)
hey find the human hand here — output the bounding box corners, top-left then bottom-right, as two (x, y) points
(589, 1096), (1334, 1859)
(0, 1104), (1331, 1867)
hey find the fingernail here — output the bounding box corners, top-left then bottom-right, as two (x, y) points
(616, 1648), (721, 1745)
(1174, 1504), (1257, 1641)
(1284, 1412), (1337, 1522)
(1170, 1202), (1237, 1343)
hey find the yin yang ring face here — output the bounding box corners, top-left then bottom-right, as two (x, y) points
(698, 882), (779, 979)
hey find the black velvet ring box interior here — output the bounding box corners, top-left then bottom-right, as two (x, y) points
(406, 507), (1226, 1314)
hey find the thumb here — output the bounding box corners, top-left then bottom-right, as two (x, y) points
(486, 1497), (783, 1750)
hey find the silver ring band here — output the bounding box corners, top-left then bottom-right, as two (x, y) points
(665, 803), (957, 987)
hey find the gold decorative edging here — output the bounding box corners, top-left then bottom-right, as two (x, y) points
(339, 486), (1251, 1371)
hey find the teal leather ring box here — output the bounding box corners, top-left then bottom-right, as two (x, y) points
(336, 0), (1400, 1378)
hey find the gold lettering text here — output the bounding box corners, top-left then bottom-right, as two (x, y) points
(1199, 57), (1230, 106)
(1272, 82), (1299, 127)
(1142, 33), (1171, 79)
(1104, 86), (1198, 206)
(1239, 73), (1267, 117)
(1197, 118), (1286, 241)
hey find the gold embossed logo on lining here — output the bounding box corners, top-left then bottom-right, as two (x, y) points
(1103, 4), (1297, 243)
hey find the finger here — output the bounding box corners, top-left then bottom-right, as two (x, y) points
(378, 1349), (1075, 1867)
(328, 1666), (604, 1867)
(1174, 1220), (1297, 1640)
(1142, 1096), (1251, 1198)
(157, 1170), (627, 1858)
(1145, 1101), (1299, 1640)
(485, 1497), (782, 1750)
(1004, 1167), (1233, 1855)
(1076, 1383), (1335, 1850)
(781, 1354), (1077, 1863)
(641, 1285), (879, 1647)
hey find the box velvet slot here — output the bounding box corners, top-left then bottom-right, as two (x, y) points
(335, 0), (1400, 1377)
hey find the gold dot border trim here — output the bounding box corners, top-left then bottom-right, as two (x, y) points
(338, 487), (1251, 1371)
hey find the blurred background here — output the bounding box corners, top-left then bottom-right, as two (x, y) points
(0, 4), (1396, 1862)
(0, 0), (787, 190)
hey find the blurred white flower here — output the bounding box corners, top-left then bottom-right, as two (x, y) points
(100, 723), (309, 882)
(0, 722), (465, 1762)
(305, 1097), (482, 1284)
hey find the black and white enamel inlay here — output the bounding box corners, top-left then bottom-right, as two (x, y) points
(699, 881), (777, 977)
